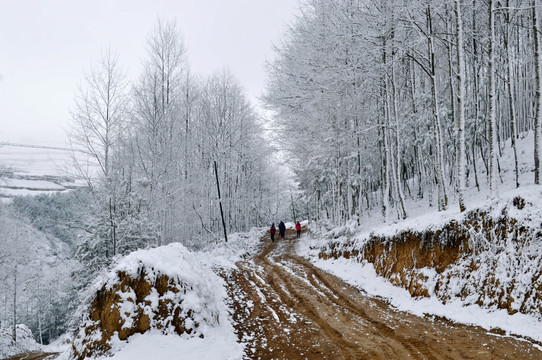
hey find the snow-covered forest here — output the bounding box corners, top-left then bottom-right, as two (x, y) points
(266, 0), (542, 222)
(1, 0), (542, 358)
(68, 20), (291, 290)
(1, 18), (286, 348)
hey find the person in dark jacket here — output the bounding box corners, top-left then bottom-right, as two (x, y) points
(295, 221), (301, 238)
(270, 223), (276, 243)
(279, 221), (286, 239)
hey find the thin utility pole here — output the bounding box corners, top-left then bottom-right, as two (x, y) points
(290, 191), (297, 223)
(13, 264), (17, 343)
(214, 161), (228, 242)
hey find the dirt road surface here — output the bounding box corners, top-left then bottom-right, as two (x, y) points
(3, 353), (59, 360)
(222, 229), (542, 360)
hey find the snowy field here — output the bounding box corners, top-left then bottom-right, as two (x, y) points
(0, 143), (74, 176)
(0, 143), (93, 198)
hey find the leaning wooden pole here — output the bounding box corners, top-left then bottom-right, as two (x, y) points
(214, 161), (228, 242)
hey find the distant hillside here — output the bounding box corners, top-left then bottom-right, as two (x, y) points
(0, 143), (92, 199)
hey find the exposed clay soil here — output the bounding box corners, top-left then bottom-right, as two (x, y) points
(8, 230), (542, 360)
(222, 229), (542, 360)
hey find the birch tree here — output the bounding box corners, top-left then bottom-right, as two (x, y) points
(533, 0), (542, 184)
(505, 0), (520, 188)
(456, 0), (467, 211)
(488, 0), (499, 198)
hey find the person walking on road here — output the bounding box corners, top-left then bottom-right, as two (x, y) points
(270, 223), (276, 243)
(295, 221), (301, 238)
(279, 221), (286, 239)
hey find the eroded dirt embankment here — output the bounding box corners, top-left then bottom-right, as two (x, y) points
(319, 196), (542, 318)
(223, 229), (542, 360)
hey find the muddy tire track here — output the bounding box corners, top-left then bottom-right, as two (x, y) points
(223, 230), (542, 359)
(3, 353), (60, 360)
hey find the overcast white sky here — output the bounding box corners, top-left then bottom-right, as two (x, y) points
(0, 0), (297, 146)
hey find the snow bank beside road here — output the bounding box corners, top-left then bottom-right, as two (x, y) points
(302, 249), (542, 344)
(69, 242), (244, 360)
(298, 188), (542, 344)
(201, 227), (267, 269)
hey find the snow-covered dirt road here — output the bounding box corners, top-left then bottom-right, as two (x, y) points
(223, 229), (542, 360)
(3, 353), (59, 360)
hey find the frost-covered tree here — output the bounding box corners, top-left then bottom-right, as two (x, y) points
(67, 18), (279, 254)
(132, 19), (187, 245)
(69, 46), (132, 258)
(0, 205), (76, 344)
(70, 47), (129, 181)
(455, 0), (467, 211)
(265, 0), (542, 224)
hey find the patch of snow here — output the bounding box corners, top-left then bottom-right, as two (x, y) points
(0, 324), (43, 359)
(69, 242), (245, 360)
(0, 178), (66, 190)
(100, 328), (243, 360)
(298, 235), (542, 343)
(201, 227), (267, 269)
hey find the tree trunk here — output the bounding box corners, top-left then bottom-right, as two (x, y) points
(390, 16), (408, 219)
(12, 264), (17, 343)
(506, 0), (520, 188)
(488, 0), (499, 198)
(533, 0), (542, 184)
(427, 3), (448, 210)
(391, 57), (408, 219)
(471, 0), (481, 191)
(456, 0), (467, 212)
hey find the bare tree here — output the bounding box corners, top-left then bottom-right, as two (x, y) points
(69, 46), (129, 257)
(70, 47), (129, 181)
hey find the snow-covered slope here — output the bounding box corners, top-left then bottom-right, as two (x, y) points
(0, 213), (77, 349)
(68, 242), (248, 360)
(0, 324), (42, 359)
(0, 143), (91, 199)
(299, 187), (542, 342)
(297, 134), (542, 344)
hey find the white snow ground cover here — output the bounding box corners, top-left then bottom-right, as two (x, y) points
(0, 143), (94, 200)
(299, 237), (542, 344)
(0, 144), (92, 177)
(0, 324), (42, 359)
(52, 230), (268, 360)
(296, 133), (542, 346)
(298, 181), (542, 344)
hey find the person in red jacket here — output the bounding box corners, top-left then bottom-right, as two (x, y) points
(295, 221), (301, 238)
(270, 223), (276, 243)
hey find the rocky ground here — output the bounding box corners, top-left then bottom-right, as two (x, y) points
(222, 229), (542, 360)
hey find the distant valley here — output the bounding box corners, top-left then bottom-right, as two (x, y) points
(0, 143), (91, 199)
